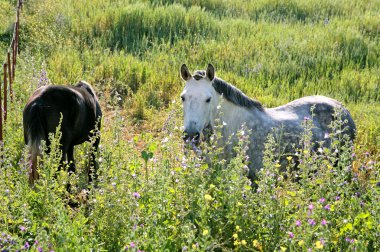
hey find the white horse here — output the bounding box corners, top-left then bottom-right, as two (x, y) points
(180, 64), (356, 180)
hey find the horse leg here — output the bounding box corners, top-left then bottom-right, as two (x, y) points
(89, 137), (100, 183)
(67, 144), (75, 175)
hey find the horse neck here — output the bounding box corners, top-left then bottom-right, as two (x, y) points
(214, 97), (267, 137)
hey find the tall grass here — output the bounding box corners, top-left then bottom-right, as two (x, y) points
(0, 0), (379, 250)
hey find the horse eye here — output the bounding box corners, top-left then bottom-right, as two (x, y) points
(181, 96), (185, 102)
(206, 97), (211, 103)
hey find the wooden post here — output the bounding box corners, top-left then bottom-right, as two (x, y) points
(7, 51), (12, 102)
(1, 64), (5, 141)
(3, 63), (7, 123)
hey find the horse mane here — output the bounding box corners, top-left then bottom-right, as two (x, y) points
(193, 71), (264, 111)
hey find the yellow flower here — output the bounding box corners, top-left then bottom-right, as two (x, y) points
(298, 240), (305, 246)
(280, 247), (287, 252)
(235, 225), (240, 231)
(253, 240), (259, 247)
(233, 240), (240, 246)
(237, 202), (243, 207)
(209, 184), (216, 189)
(287, 156), (292, 161)
(202, 229), (209, 236)
(275, 163), (281, 168)
(204, 194), (213, 201)
(315, 241), (324, 249)
(233, 233), (238, 239)
(303, 150), (309, 154)
(241, 240), (247, 246)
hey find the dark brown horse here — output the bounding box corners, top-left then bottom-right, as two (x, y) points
(23, 80), (102, 184)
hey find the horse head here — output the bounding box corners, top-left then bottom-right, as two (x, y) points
(180, 64), (218, 145)
(76, 80), (98, 100)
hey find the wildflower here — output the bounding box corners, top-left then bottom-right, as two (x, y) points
(241, 240), (247, 246)
(321, 219), (327, 226)
(295, 220), (301, 227)
(204, 194), (213, 201)
(209, 184), (216, 189)
(288, 232), (294, 239)
(235, 226), (242, 232)
(324, 204), (331, 211)
(304, 116), (310, 121)
(38, 247), (43, 252)
(233, 233), (238, 239)
(315, 240), (324, 249)
(202, 229), (209, 236)
(335, 196), (341, 201)
(280, 247), (287, 252)
(234, 240), (241, 246)
(318, 198), (325, 203)
(24, 242), (30, 249)
(298, 240), (305, 246)
(130, 242), (135, 248)
(133, 192), (141, 199)
(308, 219), (316, 226)
(303, 150), (309, 154)
(253, 240), (259, 247)
(275, 163), (281, 168)
(287, 156), (292, 161)
(19, 226), (26, 232)
(308, 204), (314, 211)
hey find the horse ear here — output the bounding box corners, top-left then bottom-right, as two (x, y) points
(180, 64), (192, 81)
(206, 64), (215, 81)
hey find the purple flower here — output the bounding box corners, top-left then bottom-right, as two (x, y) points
(335, 196), (340, 201)
(295, 220), (301, 227)
(324, 204), (331, 211)
(130, 242), (135, 248)
(308, 219), (316, 226)
(24, 242), (30, 249)
(19, 226), (26, 232)
(308, 204), (314, 211)
(304, 116), (310, 121)
(38, 247), (43, 252)
(288, 232), (294, 239)
(319, 198), (325, 203)
(321, 219), (327, 226)
(132, 192), (140, 199)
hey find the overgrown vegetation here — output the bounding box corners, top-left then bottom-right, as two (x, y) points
(0, 0), (379, 251)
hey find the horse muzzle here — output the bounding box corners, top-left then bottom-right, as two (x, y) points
(183, 130), (201, 145)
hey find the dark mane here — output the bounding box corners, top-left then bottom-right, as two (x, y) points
(193, 71), (264, 111)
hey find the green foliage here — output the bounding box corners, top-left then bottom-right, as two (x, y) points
(0, 0), (379, 251)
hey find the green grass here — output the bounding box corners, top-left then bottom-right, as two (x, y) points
(0, 0), (379, 251)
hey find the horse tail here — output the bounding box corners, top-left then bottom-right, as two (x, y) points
(23, 102), (45, 184)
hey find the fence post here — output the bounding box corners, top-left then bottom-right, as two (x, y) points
(3, 63), (7, 123)
(1, 64), (5, 141)
(7, 51), (12, 101)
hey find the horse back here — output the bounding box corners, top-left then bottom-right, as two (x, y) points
(24, 85), (100, 144)
(270, 95), (356, 141)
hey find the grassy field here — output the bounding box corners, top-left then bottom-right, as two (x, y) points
(0, 0), (379, 251)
